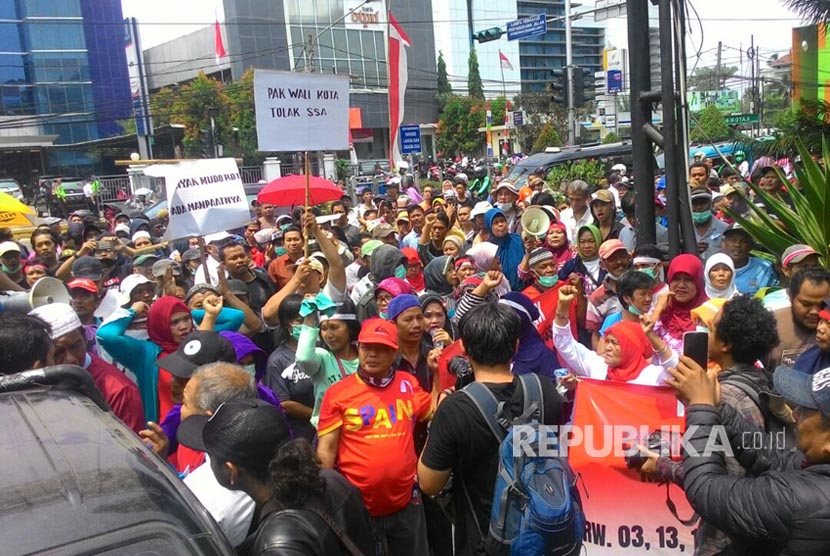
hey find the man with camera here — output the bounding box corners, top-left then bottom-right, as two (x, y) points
(639, 295), (784, 555)
(666, 356), (830, 554)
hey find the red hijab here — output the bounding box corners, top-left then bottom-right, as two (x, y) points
(605, 321), (652, 382)
(147, 296), (191, 356)
(401, 247), (426, 292)
(660, 254), (708, 339)
(545, 222), (575, 269)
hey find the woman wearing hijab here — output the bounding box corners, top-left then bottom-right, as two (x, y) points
(442, 234), (466, 258)
(97, 295), (226, 422)
(704, 253), (738, 299)
(400, 246), (426, 293)
(484, 207), (526, 290)
(295, 299), (361, 432)
(545, 222), (576, 271)
(552, 285), (678, 385)
(690, 297), (729, 373)
(423, 255), (460, 318)
(653, 253), (709, 354)
(498, 292), (560, 379)
(558, 224), (605, 296)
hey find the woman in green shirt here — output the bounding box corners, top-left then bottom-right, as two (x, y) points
(295, 299), (361, 429)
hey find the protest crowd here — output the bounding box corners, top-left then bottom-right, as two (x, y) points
(2, 153), (830, 556)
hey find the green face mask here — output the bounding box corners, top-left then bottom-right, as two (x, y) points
(275, 247), (287, 257)
(628, 305), (643, 316)
(692, 210), (712, 224)
(538, 275), (559, 288)
(1, 263), (21, 274)
(291, 325), (302, 341)
(394, 264), (407, 279)
(379, 311), (388, 320)
(641, 267), (657, 280)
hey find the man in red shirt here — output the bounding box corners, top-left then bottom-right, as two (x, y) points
(29, 302), (145, 433)
(317, 318), (433, 556)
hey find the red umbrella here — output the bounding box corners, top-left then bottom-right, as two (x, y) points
(257, 175), (344, 207)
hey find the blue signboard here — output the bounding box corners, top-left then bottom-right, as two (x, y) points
(507, 13), (547, 41)
(607, 69), (623, 94)
(400, 125), (421, 154)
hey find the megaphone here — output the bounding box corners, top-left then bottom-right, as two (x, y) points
(521, 207), (552, 237)
(0, 277), (71, 313)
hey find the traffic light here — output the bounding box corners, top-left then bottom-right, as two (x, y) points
(198, 129), (212, 158)
(572, 66), (596, 107)
(474, 27), (504, 43)
(550, 68), (569, 105)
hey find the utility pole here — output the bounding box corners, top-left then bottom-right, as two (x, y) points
(749, 35), (756, 137)
(627, 0), (655, 245)
(716, 41), (723, 89)
(565, 0), (575, 145)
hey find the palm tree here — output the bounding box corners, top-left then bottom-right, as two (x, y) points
(783, 0), (830, 22)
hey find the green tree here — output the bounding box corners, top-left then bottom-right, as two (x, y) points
(690, 104), (733, 143)
(512, 92), (567, 153)
(688, 66), (739, 91)
(437, 51), (452, 96)
(468, 48), (484, 100)
(602, 132), (621, 144)
(437, 96), (485, 157)
(531, 123), (561, 153)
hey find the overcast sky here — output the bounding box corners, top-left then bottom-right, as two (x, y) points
(122, 0), (806, 70)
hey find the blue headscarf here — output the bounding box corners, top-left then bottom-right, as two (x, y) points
(485, 208), (526, 290)
(498, 292), (559, 379)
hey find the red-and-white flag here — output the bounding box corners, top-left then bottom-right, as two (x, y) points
(388, 12), (411, 168)
(499, 50), (513, 71)
(214, 17), (227, 64)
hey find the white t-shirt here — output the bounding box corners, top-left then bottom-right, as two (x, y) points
(183, 456), (255, 547)
(194, 256), (223, 285)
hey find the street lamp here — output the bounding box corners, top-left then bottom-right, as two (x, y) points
(304, 0), (380, 72)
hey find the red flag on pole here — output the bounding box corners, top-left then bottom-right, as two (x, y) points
(499, 50), (513, 71)
(388, 12), (411, 168)
(214, 17), (227, 64)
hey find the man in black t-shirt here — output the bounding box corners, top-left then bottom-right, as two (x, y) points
(418, 303), (564, 556)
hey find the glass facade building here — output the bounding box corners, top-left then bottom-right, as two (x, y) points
(517, 0), (604, 93)
(223, 0), (438, 159)
(0, 0), (131, 175)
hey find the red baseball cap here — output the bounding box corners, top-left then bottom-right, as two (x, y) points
(598, 239), (628, 260)
(358, 318), (399, 350)
(67, 278), (99, 295)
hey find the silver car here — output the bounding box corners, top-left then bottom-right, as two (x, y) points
(0, 178), (23, 201)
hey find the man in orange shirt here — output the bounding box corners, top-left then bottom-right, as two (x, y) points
(317, 318), (432, 556)
(266, 226), (303, 289)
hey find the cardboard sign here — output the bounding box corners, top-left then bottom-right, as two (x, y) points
(144, 158), (251, 240)
(254, 70), (350, 152)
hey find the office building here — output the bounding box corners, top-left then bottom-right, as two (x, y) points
(0, 0), (132, 180)
(517, 0), (604, 94)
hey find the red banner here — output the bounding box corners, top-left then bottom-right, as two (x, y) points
(569, 379), (696, 555)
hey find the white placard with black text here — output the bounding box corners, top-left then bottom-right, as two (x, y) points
(253, 70), (350, 152)
(144, 158), (251, 240)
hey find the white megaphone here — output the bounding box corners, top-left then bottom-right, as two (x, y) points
(521, 206), (552, 237)
(0, 277), (71, 313)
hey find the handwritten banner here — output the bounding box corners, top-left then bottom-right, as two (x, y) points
(254, 70), (350, 152)
(570, 379), (696, 555)
(144, 158), (251, 240)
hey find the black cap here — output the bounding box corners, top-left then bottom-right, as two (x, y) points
(71, 255), (104, 280)
(177, 398), (291, 470)
(225, 278), (248, 297)
(157, 330), (237, 379)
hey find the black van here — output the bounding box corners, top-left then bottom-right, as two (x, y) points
(0, 366), (235, 556)
(505, 142), (635, 188)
